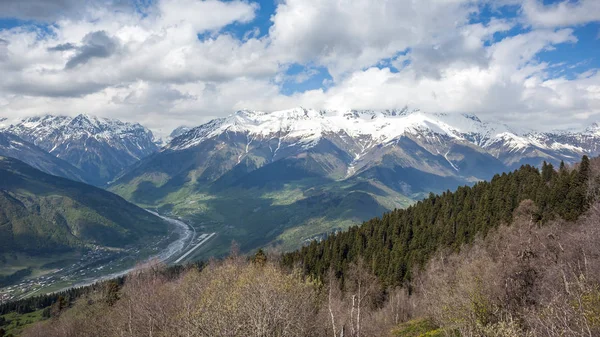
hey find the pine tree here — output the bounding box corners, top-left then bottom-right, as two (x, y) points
(542, 161), (555, 183)
(283, 156), (595, 287)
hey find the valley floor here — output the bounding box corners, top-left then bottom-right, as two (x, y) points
(0, 212), (216, 301)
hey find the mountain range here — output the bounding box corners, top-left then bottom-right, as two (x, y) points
(1, 114), (158, 186)
(106, 107), (600, 252)
(1, 108), (599, 254)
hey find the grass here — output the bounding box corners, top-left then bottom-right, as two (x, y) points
(0, 309), (47, 336)
(111, 171), (418, 258)
(0, 253), (81, 278)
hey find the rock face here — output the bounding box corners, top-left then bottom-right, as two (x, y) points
(0, 131), (89, 183)
(164, 107), (598, 177)
(3, 114), (159, 185)
(109, 107), (600, 252)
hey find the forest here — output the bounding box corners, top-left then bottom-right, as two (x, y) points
(282, 158), (594, 286)
(3, 156), (600, 336)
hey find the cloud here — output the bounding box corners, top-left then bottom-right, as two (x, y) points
(268, 0), (477, 79)
(156, 0), (258, 32)
(65, 31), (118, 69)
(48, 43), (76, 52)
(306, 29), (587, 130)
(0, 0), (267, 98)
(0, 38), (8, 62)
(0, 0), (128, 22)
(0, 0), (598, 136)
(395, 19), (514, 79)
(521, 0), (600, 27)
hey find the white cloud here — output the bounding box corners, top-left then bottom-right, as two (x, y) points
(521, 0), (600, 28)
(284, 28), (591, 131)
(0, 0), (598, 136)
(268, 0), (478, 80)
(156, 0), (258, 32)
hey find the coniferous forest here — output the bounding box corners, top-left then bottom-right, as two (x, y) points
(283, 157), (593, 287)
(4, 156), (600, 337)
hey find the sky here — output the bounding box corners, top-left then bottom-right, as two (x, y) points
(0, 0), (598, 137)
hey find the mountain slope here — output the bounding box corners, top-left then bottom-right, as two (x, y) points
(0, 156), (168, 255)
(3, 114), (159, 185)
(0, 131), (89, 183)
(282, 155), (594, 286)
(110, 107), (600, 254)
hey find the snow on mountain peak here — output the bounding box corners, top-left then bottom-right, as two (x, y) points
(166, 107), (518, 151)
(585, 122), (600, 135)
(8, 114), (155, 141)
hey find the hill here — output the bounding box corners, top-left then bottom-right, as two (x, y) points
(0, 156), (168, 256)
(282, 156), (594, 286)
(8, 155), (600, 337)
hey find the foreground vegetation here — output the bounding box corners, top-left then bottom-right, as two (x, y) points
(283, 158), (593, 287)
(16, 202), (600, 336)
(6, 156), (600, 336)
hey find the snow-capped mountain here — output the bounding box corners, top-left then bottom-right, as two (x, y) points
(167, 107), (596, 171)
(169, 126), (193, 140)
(109, 107), (600, 252)
(2, 114), (159, 185)
(0, 131), (89, 182)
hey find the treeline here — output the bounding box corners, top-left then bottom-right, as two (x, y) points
(21, 253), (405, 337)
(8, 156), (600, 336)
(283, 156), (594, 286)
(20, 201), (600, 336)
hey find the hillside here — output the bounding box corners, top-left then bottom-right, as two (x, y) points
(11, 155), (600, 337)
(0, 156), (168, 256)
(283, 156), (594, 286)
(110, 108), (600, 255)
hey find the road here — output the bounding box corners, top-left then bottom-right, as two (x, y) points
(174, 233), (216, 264)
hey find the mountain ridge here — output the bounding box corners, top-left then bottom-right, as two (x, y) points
(0, 131), (90, 183)
(166, 107), (597, 169)
(108, 107), (600, 254)
(2, 114), (159, 185)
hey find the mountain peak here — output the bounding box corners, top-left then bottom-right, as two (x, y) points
(585, 122), (600, 135)
(5, 113), (159, 185)
(461, 113), (482, 123)
(169, 126), (193, 139)
(167, 108), (503, 152)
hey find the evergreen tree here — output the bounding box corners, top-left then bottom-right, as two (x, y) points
(283, 157), (595, 287)
(541, 161), (555, 183)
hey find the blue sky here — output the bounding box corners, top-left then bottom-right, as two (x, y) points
(0, 0), (598, 134)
